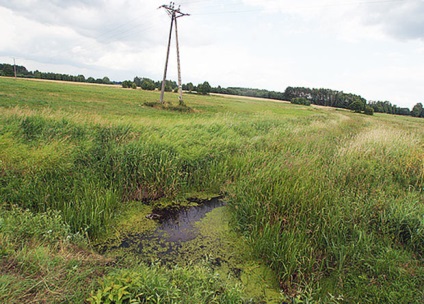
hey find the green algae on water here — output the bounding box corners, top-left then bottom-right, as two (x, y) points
(193, 206), (283, 303)
(94, 201), (157, 250)
(98, 199), (283, 303)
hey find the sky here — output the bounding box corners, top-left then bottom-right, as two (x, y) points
(0, 0), (423, 108)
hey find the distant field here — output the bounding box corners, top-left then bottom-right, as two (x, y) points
(210, 92), (290, 103)
(1, 77), (423, 303)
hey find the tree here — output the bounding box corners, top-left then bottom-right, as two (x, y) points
(165, 83), (173, 92)
(0, 64), (14, 76)
(364, 106), (374, 116)
(186, 82), (194, 92)
(121, 80), (133, 88)
(283, 87), (296, 101)
(291, 97), (311, 106)
(133, 77), (142, 87)
(76, 74), (86, 82)
(140, 78), (156, 90)
(411, 103), (423, 117)
(34, 70), (42, 79)
(396, 107), (411, 116)
(349, 99), (365, 113)
(198, 81), (211, 95)
(102, 76), (111, 84)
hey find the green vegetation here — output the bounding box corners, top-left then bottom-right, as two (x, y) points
(0, 205), (104, 303)
(411, 102), (424, 118)
(4, 62), (423, 118)
(1, 77), (423, 303)
(291, 97), (311, 106)
(364, 105), (374, 116)
(87, 265), (243, 304)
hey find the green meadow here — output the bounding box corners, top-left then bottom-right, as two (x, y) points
(1, 77), (423, 303)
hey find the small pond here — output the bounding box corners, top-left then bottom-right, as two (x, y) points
(119, 197), (225, 259)
(99, 196), (283, 303)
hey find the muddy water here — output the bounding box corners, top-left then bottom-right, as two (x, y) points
(120, 198), (225, 258)
(101, 197), (283, 303)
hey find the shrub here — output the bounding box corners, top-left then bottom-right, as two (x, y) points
(87, 265), (243, 303)
(349, 100), (365, 113)
(121, 80), (134, 88)
(364, 105), (374, 115)
(0, 205), (83, 246)
(291, 97), (311, 106)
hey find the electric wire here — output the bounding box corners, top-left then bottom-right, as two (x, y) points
(180, 0), (406, 16)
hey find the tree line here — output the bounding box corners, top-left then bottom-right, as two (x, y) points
(122, 77), (176, 91)
(1, 63), (422, 118)
(284, 86), (424, 117)
(0, 63), (113, 85)
(228, 85), (421, 118)
(122, 77), (213, 95)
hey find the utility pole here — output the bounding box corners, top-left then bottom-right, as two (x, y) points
(159, 6), (174, 104)
(159, 2), (189, 105)
(13, 58), (17, 78)
(174, 17), (183, 105)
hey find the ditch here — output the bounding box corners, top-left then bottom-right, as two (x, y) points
(98, 197), (283, 303)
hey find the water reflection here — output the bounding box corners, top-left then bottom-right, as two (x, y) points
(120, 197), (225, 256)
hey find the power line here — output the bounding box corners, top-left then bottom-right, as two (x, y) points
(185, 0), (405, 16)
(71, 14), (162, 53)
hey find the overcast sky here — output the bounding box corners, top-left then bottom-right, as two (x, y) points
(1, 0), (423, 108)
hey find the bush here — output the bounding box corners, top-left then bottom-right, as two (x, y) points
(291, 97), (311, 106)
(121, 80), (134, 89)
(87, 265), (243, 303)
(349, 100), (365, 113)
(140, 79), (156, 91)
(0, 205), (83, 246)
(364, 105), (374, 116)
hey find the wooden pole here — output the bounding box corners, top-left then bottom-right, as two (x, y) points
(160, 12), (175, 104)
(13, 58), (17, 78)
(174, 16), (184, 106)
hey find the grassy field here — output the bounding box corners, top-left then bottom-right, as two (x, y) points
(1, 77), (423, 303)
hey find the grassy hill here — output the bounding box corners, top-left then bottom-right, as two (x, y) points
(1, 77), (423, 303)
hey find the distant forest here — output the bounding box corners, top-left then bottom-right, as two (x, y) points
(1, 63), (423, 118)
(0, 63), (114, 85)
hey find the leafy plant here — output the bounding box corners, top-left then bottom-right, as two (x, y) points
(88, 266), (243, 304)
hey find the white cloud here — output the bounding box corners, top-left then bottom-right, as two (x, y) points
(0, 0), (165, 44)
(0, 2), (170, 79)
(242, 0), (424, 42)
(359, 0), (424, 41)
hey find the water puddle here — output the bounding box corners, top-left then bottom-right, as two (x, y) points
(119, 197), (225, 258)
(99, 197), (283, 303)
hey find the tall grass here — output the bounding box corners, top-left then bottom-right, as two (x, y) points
(1, 78), (424, 301)
(227, 117), (424, 301)
(0, 112), (254, 236)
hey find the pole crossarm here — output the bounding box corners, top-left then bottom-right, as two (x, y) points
(158, 2), (190, 18)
